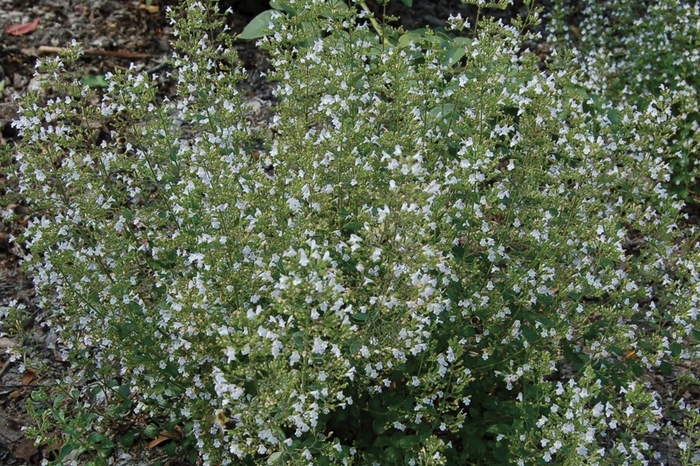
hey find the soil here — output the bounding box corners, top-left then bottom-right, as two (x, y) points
(0, 0), (697, 465)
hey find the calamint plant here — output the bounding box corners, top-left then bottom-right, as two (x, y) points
(6, 0), (700, 464)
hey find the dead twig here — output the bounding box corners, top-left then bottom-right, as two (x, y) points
(0, 360), (11, 380)
(0, 383), (59, 389)
(37, 46), (154, 59)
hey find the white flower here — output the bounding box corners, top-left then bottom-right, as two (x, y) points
(287, 197), (301, 212)
(312, 337), (328, 355)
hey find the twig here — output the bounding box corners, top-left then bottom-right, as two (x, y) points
(145, 61), (169, 75)
(0, 383), (59, 389)
(359, 1), (385, 42)
(0, 360), (11, 380)
(37, 46), (155, 59)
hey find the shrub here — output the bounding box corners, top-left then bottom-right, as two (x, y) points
(7, 0), (700, 464)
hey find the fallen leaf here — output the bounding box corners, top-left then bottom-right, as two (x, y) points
(14, 438), (38, 462)
(5, 18), (40, 36)
(139, 4), (159, 13)
(147, 435), (171, 448)
(0, 337), (18, 349)
(22, 369), (36, 386)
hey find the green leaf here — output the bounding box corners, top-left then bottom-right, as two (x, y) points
(444, 45), (466, 65)
(82, 74), (108, 88)
(670, 342), (682, 357)
(372, 417), (386, 434)
(398, 435), (419, 449)
(269, 0), (296, 14)
(59, 443), (75, 459)
(239, 10), (279, 40)
(373, 435), (390, 447)
(628, 361), (645, 377)
(143, 423), (160, 438)
(87, 432), (108, 444)
(399, 30), (427, 46)
(342, 221), (362, 232)
(117, 384), (130, 399)
(429, 103), (455, 119)
(267, 451), (285, 465)
(659, 360), (673, 375)
(53, 410), (66, 423)
(0, 79), (5, 92)
(164, 440), (177, 456)
(384, 446), (401, 462)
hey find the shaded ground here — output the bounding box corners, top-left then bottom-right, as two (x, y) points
(0, 0), (697, 464)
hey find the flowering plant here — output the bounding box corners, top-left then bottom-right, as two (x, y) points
(547, 0), (700, 201)
(6, 0), (700, 464)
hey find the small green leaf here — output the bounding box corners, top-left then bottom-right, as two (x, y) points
(53, 410), (66, 423)
(384, 446), (401, 462)
(444, 45), (465, 65)
(143, 423), (160, 438)
(429, 103), (455, 119)
(670, 342), (682, 356)
(59, 443), (75, 459)
(341, 221), (362, 232)
(398, 435), (419, 449)
(372, 417), (386, 434)
(0, 79), (5, 92)
(87, 432), (107, 444)
(399, 29), (428, 46)
(659, 360), (673, 375)
(164, 440), (177, 456)
(82, 74), (108, 88)
(117, 384), (130, 399)
(267, 451), (285, 465)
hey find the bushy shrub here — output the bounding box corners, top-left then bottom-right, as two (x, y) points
(7, 0), (700, 464)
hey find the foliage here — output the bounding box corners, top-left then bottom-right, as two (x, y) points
(6, 0), (700, 464)
(546, 0), (700, 201)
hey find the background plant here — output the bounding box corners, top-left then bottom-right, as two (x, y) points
(546, 0), (700, 201)
(8, 0), (700, 465)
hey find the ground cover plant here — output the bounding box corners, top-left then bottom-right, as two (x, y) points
(3, 0), (700, 464)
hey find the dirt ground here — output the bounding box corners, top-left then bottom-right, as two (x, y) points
(0, 0), (698, 465)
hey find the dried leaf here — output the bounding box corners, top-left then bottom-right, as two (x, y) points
(139, 4), (159, 13)
(14, 439), (38, 462)
(147, 435), (171, 448)
(5, 18), (40, 36)
(0, 337), (18, 349)
(22, 369), (36, 386)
